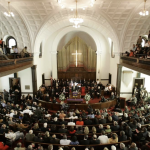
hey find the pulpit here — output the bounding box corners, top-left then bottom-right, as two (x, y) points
(73, 91), (78, 97)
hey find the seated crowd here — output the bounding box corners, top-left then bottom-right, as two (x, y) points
(0, 81), (150, 150)
(0, 38), (30, 58)
(124, 31), (150, 58)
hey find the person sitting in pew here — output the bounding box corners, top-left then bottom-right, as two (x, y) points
(60, 135), (71, 145)
(25, 130), (35, 141)
(84, 117), (93, 125)
(80, 134), (90, 145)
(50, 134), (60, 144)
(58, 124), (68, 133)
(90, 134), (100, 144)
(70, 136), (79, 145)
(98, 131), (109, 144)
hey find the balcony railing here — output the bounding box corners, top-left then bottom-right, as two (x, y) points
(120, 54), (150, 73)
(0, 55), (33, 76)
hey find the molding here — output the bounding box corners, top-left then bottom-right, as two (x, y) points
(101, 79), (109, 81)
(120, 92), (132, 94)
(0, 64), (33, 77)
(50, 51), (57, 54)
(121, 63), (150, 76)
(22, 92), (33, 94)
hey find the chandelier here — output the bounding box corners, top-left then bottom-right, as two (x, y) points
(4, 2), (14, 17)
(69, 0), (83, 28)
(139, 0), (149, 16)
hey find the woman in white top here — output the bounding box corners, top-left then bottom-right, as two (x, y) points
(10, 46), (15, 53)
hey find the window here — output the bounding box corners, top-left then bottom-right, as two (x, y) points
(39, 42), (42, 58)
(6, 36), (17, 48)
(108, 37), (115, 58)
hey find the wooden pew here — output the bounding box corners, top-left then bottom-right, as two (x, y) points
(25, 140), (131, 150)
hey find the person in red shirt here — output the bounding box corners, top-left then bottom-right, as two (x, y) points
(69, 126), (76, 135)
(76, 117), (84, 125)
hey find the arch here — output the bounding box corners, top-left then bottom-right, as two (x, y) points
(51, 26), (101, 54)
(6, 36), (17, 48)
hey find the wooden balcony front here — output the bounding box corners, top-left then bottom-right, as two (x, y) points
(0, 55), (33, 77)
(120, 56), (150, 75)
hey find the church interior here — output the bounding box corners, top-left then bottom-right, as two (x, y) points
(0, 0), (150, 149)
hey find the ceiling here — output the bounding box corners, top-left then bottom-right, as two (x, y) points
(0, 0), (150, 52)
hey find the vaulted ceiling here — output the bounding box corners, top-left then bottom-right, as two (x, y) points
(0, 0), (150, 52)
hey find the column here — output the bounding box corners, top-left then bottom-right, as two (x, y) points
(51, 51), (58, 79)
(14, 73), (17, 78)
(116, 64), (122, 96)
(96, 51), (101, 80)
(31, 65), (37, 98)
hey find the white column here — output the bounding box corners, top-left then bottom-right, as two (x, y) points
(50, 51), (58, 79)
(96, 51), (101, 80)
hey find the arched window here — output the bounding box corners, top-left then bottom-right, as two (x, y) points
(108, 37), (115, 58)
(6, 36), (17, 48)
(39, 42), (42, 58)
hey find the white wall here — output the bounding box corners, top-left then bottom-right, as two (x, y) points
(141, 73), (150, 97)
(120, 67), (137, 99)
(109, 56), (120, 86)
(0, 74), (14, 92)
(17, 68), (33, 93)
(0, 68), (33, 96)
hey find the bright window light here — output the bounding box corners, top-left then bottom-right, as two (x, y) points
(142, 39), (145, 47)
(9, 39), (16, 48)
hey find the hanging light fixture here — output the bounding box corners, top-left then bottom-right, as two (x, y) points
(139, 0), (149, 16)
(69, 0), (83, 28)
(4, 2), (14, 17)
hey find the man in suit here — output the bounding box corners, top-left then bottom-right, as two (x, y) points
(112, 112), (119, 121)
(3, 89), (9, 101)
(59, 118), (67, 125)
(97, 124), (104, 133)
(99, 115), (106, 124)
(118, 131), (127, 142)
(72, 83), (77, 92)
(25, 130), (35, 141)
(90, 135), (100, 144)
(45, 94), (50, 102)
(84, 117), (93, 125)
(52, 97), (57, 104)
(58, 124), (68, 133)
(118, 143), (129, 150)
(50, 134), (60, 144)
(80, 135), (90, 145)
(55, 86), (60, 98)
(41, 123), (49, 132)
(111, 121), (120, 131)
(90, 87), (94, 99)
(100, 96), (107, 102)
(26, 94), (32, 100)
(34, 107), (42, 118)
(0, 124), (8, 134)
(129, 143), (138, 150)
(97, 86), (101, 99)
(53, 79), (56, 87)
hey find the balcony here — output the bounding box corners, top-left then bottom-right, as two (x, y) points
(120, 55), (150, 74)
(0, 55), (33, 77)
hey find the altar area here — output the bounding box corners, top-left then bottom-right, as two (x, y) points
(67, 91), (83, 104)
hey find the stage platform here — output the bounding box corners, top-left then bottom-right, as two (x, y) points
(38, 99), (117, 111)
